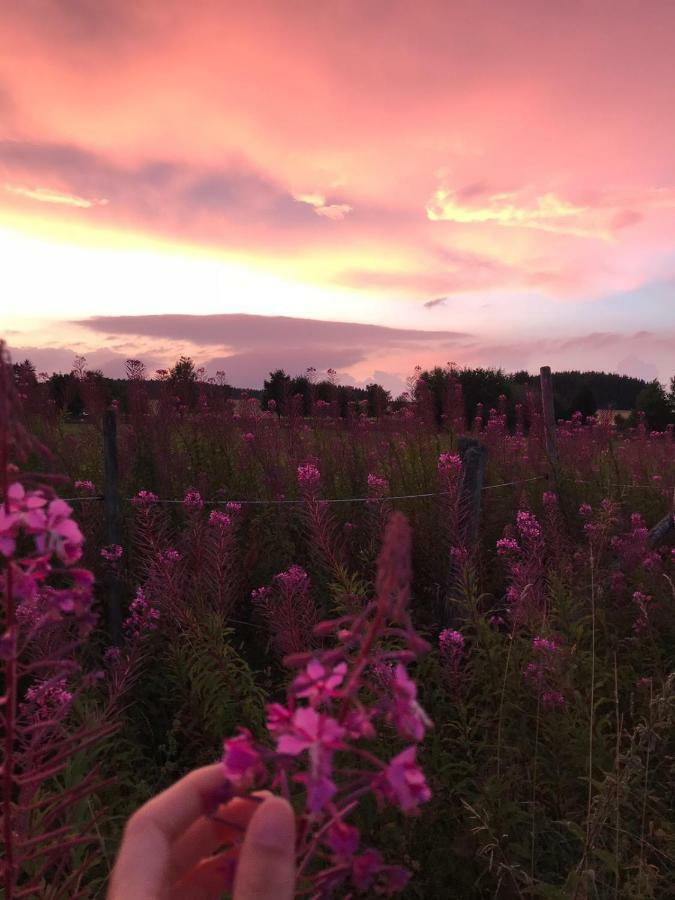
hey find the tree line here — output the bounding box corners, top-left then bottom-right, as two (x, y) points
(11, 355), (675, 430)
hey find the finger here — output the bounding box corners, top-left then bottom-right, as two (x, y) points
(170, 847), (239, 900)
(233, 796), (296, 900)
(108, 764), (225, 900)
(169, 795), (265, 883)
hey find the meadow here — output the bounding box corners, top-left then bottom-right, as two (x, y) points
(2, 349), (674, 898)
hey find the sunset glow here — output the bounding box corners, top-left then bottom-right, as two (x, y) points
(1, 0), (674, 388)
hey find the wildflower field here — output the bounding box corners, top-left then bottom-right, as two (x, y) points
(2, 348), (674, 898)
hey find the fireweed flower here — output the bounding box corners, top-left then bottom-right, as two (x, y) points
(438, 452), (462, 476)
(208, 510), (231, 528)
(367, 473), (389, 496)
(183, 489), (203, 509)
(100, 543), (123, 561)
(525, 635), (565, 708)
(293, 659), (348, 705)
(74, 479), (96, 493)
(297, 462), (321, 489)
(132, 490), (159, 506)
(219, 511), (431, 895)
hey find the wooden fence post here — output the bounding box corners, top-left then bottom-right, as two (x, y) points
(103, 407), (122, 643)
(540, 366), (558, 464)
(458, 437), (489, 548)
(445, 437), (488, 621)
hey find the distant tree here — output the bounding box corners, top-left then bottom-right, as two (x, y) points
(290, 375), (313, 415)
(125, 359), (146, 381)
(169, 356), (198, 406)
(262, 369), (291, 414)
(169, 356), (197, 384)
(71, 355), (88, 380)
(635, 380), (672, 430)
(669, 375), (675, 414)
(365, 382), (390, 417)
(12, 359), (38, 389)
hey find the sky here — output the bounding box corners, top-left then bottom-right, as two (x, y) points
(1, 0), (674, 394)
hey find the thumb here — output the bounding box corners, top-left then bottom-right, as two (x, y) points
(233, 796), (296, 900)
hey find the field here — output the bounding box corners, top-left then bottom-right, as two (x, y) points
(2, 357), (675, 898)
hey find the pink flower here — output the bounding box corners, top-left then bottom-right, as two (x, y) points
(208, 510), (232, 528)
(74, 479), (96, 493)
(25, 677), (73, 719)
(222, 730), (265, 788)
(276, 707), (344, 757)
(367, 473), (389, 495)
(439, 629), (464, 654)
(438, 453), (462, 475)
(327, 821), (360, 861)
(32, 498), (84, 564)
(387, 664), (432, 742)
(243, 432), (255, 442)
(266, 702), (294, 737)
(381, 746), (432, 812)
(293, 659), (348, 705)
(297, 463), (321, 488)
(225, 502), (242, 514)
(496, 537), (519, 555)
(183, 489), (203, 509)
(132, 490), (159, 506)
(579, 503), (593, 518)
(277, 707), (345, 813)
(516, 510), (541, 541)
(275, 564), (309, 592)
(100, 544), (123, 561)
(124, 587), (160, 638)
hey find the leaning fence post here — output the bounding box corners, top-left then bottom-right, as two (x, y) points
(539, 366), (558, 464)
(103, 406), (122, 643)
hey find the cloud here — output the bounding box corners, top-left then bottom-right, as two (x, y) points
(424, 297), (447, 309)
(2, 0), (675, 308)
(294, 192), (353, 220)
(0, 139), (355, 250)
(4, 183), (108, 208)
(72, 313), (470, 349)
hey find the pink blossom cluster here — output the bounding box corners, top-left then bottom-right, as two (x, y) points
(439, 629), (465, 694)
(132, 490), (159, 506)
(100, 543), (123, 561)
(524, 635), (565, 709)
(208, 510), (232, 529)
(222, 512), (431, 896)
(438, 452), (462, 476)
(74, 479), (96, 493)
(183, 489), (204, 509)
(124, 586), (160, 639)
(297, 462), (321, 489)
(611, 512), (661, 573)
(497, 510), (545, 626)
(2, 483), (96, 644)
(367, 472), (389, 496)
(516, 510), (542, 541)
(24, 677), (73, 719)
(0, 484), (84, 564)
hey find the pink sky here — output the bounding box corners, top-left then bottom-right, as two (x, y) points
(1, 0), (674, 388)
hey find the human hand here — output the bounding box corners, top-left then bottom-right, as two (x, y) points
(108, 764), (296, 899)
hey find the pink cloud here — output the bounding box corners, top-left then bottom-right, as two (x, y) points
(0, 1), (674, 304)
